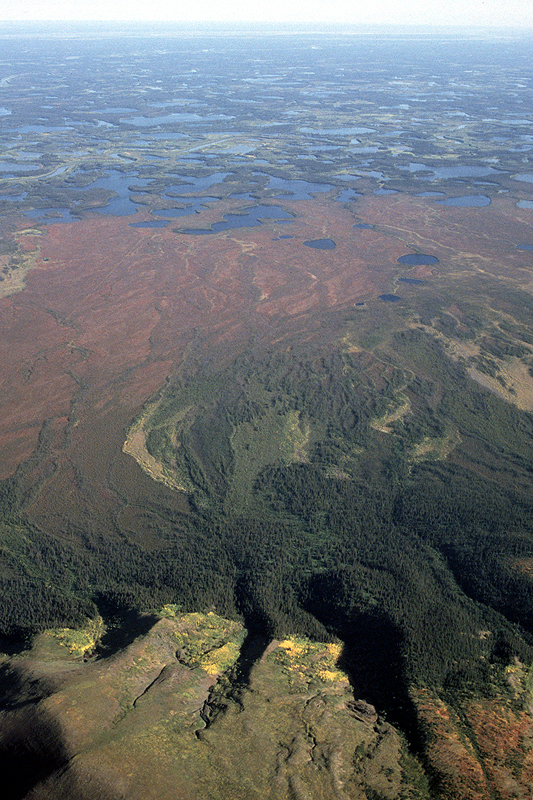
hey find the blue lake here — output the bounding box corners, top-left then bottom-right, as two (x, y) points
(400, 163), (500, 181)
(397, 254), (439, 265)
(265, 176), (332, 200)
(379, 294), (403, 302)
(25, 207), (79, 223)
(1, 192), (27, 201)
(152, 197), (219, 218)
(0, 161), (40, 172)
(83, 169), (151, 215)
(301, 126), (375, 135)
(304, 239), (336, 250)
(180, 204), (294, 234)
(166, 173), (231, 193)
(336, 189), (362, 203)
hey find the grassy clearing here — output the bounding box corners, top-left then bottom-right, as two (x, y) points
(169, 611), (245, 675)
(44, 615), (104, 657)
(268, 636), (348, 692)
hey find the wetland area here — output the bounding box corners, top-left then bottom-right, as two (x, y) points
(2, 23), (533, 800)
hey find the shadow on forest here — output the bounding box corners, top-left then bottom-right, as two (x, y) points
(302, 578), (422, 746)
(94, 600), (160, 659)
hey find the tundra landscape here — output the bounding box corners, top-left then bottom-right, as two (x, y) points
(2, 24), (533, 799)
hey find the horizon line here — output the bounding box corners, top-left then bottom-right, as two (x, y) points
(1, 19), (533, 30)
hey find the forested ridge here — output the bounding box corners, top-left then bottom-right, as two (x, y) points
(2, 323), (533, 733)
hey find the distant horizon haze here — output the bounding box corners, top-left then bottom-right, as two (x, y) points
(1, 0), (533, 29)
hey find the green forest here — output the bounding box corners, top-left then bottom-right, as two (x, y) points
(2, 315), (533, 741)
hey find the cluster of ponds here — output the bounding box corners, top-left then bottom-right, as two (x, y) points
(11, 166), (517, 226)
(378, 253), (438, 302)
(5, 168), (533, 308)
(7, 155), (533, 307)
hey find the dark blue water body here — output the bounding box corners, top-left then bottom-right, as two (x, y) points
(1, 192), (28, 201)
(129, 220), (168, 228)
(379, 294), (403, 302)
(397, 254), (439, 265)
(25, 207), (78, 223)
(375, 188), (398, 195)
(437, 195), (490, 207)
(96, 107), (137, 114)
(517, 244), (533, 251)
(348, 146), (380, 154)
(16, 124), (74, 133)
(11, 151), (41, 159)
(334, 174), (362, 181)
(354, 223), (374, 230)
(306, 145), (341, 151)
(84, 169), (151, 215)
(166, 173), (230, 194)
(265, 176), (332, 200)
(301, 126), (375, 135)
(272, 234), (294, 240)
(304, 238), (336, 250)
(153, 197), (219, 218)
(399, 277), (425, 285)
(400, 163), (499, 181)
(336, 188), (362, 203)
(0, 161), (40, 172)
(180, 204), (294, 235)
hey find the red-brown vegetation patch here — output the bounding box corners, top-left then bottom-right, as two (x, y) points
(511, 557), (533, 579)
(462, 699), (533, 798)
(410, 687), (490, 800)
(0, 199), (399, 486)
(3, 191), (533, 526)
(353, 193), (533, 287)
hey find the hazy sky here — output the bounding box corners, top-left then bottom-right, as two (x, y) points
(1, 0), (533, 28)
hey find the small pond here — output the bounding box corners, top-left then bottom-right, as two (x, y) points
(303, 238), (336, 250)
(397, 254), (439, 265)
(180, 204), (293, 235)
(152, 197), (219, 217)
(166, 173), (230, 193)
(25, 207), (79, 223)
(265, 176), (332, 200)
